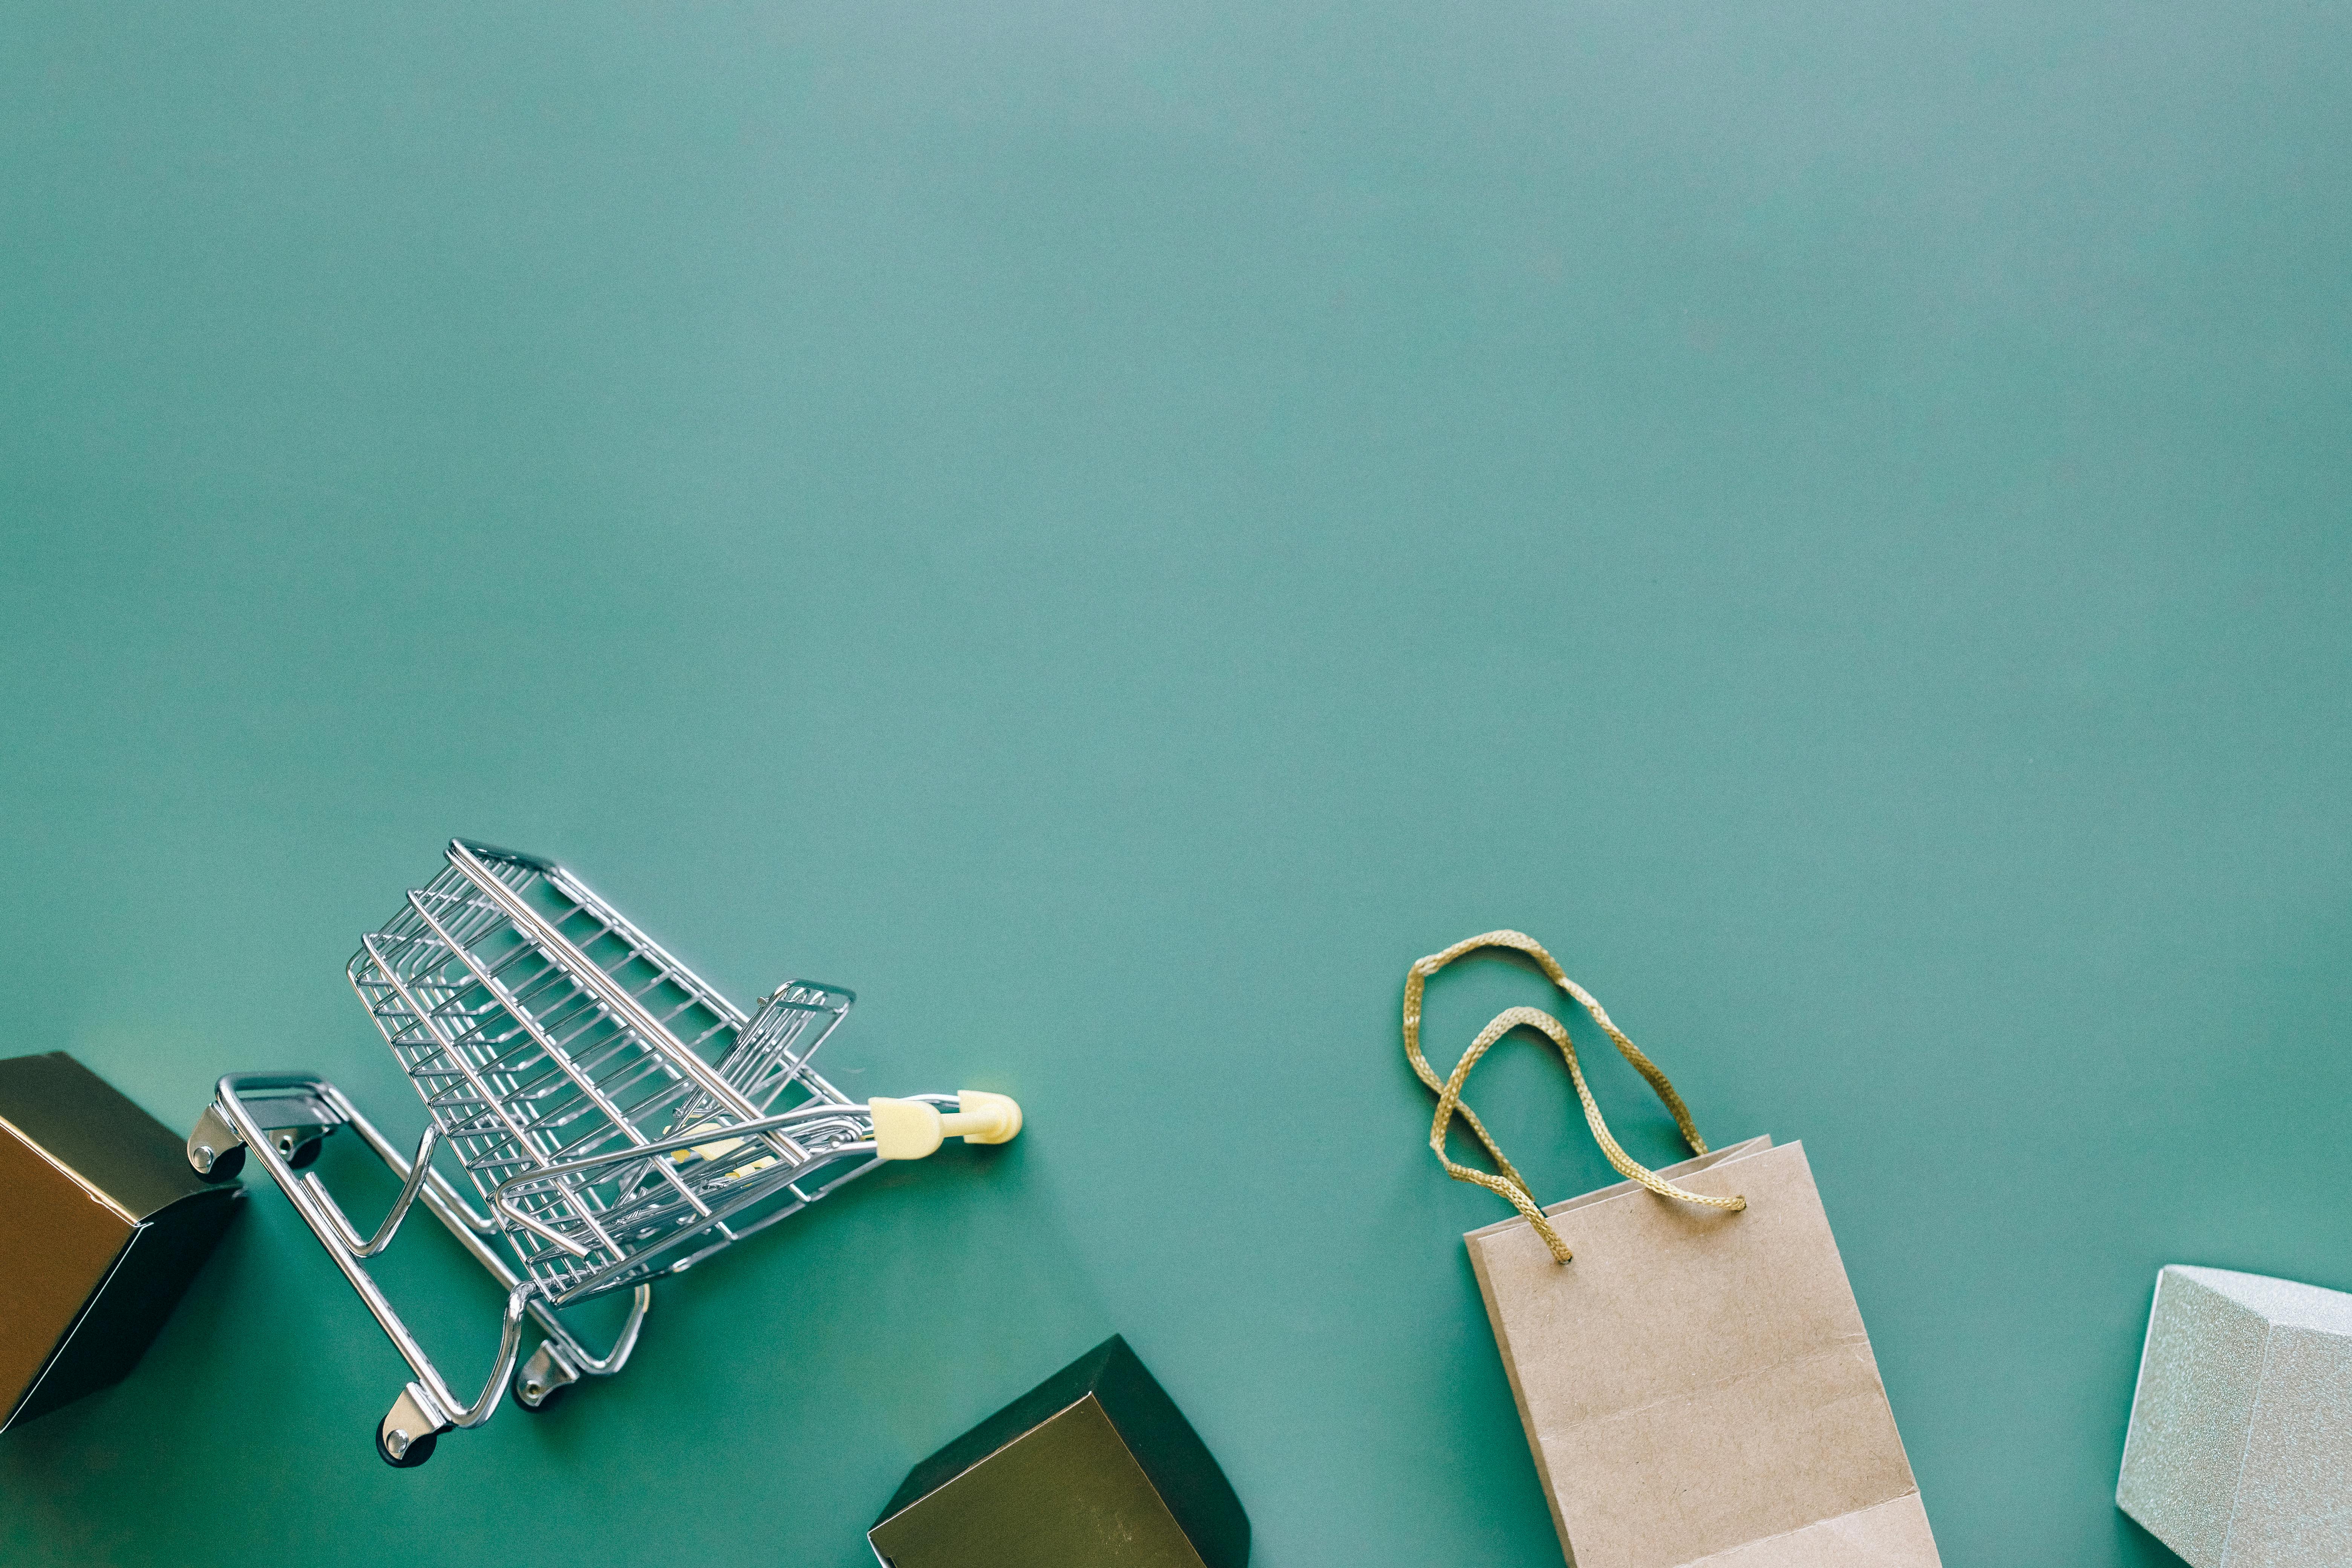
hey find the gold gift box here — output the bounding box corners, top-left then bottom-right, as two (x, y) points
(870, 1335), (1250, 1568)
(0, 1053), (241, 1432)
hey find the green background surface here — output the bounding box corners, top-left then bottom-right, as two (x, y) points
(3, 2), (2347, 1564)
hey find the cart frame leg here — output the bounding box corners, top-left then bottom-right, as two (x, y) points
(193, 1072), (651, 1455)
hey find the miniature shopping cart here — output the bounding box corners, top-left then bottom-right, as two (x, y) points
(186, 839), (1020, 1468)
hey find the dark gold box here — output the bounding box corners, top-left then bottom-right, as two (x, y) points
(0, 1052), (241, 1432)
(870, 1335), (1249, 1568)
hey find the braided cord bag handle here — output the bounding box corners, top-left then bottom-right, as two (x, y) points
(1403, 929), (1746, 1263)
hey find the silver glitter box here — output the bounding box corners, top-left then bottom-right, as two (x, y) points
(2116, 1265), (2352, 1567)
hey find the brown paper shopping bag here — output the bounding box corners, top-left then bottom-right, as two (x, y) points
(1405, 932), (1940, 1568)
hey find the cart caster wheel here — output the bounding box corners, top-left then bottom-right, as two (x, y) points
(187, 1105), (246, 1183)
(376, 1426), (436, 1468)
(379, 1386), (447, 1469)
(286, 1135), (324, 1169)
(513, 1340), (579, 1412)
(513, 1367), (571, 1413)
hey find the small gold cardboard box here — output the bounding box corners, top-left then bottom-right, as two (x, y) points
(0, 1053), (242, 1432)
(870, 1336), (1249, 1568)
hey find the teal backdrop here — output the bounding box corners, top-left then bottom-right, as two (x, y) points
(3, 2), (2348, 1564)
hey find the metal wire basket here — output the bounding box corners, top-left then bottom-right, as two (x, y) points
(187, 840), (1020, 1468)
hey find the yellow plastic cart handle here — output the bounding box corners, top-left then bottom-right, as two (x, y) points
(869, 1091), (1023, 1161)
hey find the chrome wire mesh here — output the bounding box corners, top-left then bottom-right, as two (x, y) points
(348, 841), (869, 1304)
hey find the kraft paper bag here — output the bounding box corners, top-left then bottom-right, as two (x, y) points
(1404, 932), (1940, 1568)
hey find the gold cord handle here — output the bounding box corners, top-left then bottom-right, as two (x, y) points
(1403, 929), (1745, 1263)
